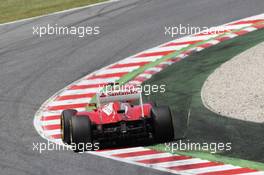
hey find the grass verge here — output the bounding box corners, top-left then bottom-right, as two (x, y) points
(0, 0), (106, 24)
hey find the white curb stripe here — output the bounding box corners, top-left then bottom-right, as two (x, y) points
(126, 153), (173, 161)
(48, 98), (91, 106)
(59, 87), (101, 96)
(96, 66), (140, 75)
(144, 45), (189, 53)
(99, 147), (147, 155)
(119, 56), (162, 64)
(156, 158), (210, 168)
(180, 165), (239, 174)
(41, 119), (60, 126)
(76, 77), (119, 85)
(42, 129), (61, 136)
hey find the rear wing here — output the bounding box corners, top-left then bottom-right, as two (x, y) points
(95, 84), (144, 117)
(97, 90), (141, 104)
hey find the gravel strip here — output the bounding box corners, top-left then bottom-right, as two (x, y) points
(201, 42), (264, 123)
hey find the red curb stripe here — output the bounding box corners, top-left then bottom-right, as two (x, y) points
(69, 83), (106, 90)
(254, 23), (264, 29)
(167, 58), (182, 63)
(216, 36), (231, 42)
(143, 69), (160, 74)
(137, 155), (192, 164)
(50, 134), (61, 139)
(42, 124), (60, 130)
(134, 76), (148, 82)
(110, 62), (150, 68)
(234, 30), (250, 36)
(136, 50), (175, 57)
(47, 103), (87, 111)
(41, 115), (60, 121)
(88, 72), (128, 79)
(229, 19), (264, 25)
(199, 43), (213, 49)
(181, 50), (193, 55)
(155, 64), (169, 69)
(112, 150), (162, 158)
(168, 162), (223, 171)
(163, 40), (202, 47)
(195, 30), (229, 36)
(197, 168), (258, 175)
(56, 93), (95, 101)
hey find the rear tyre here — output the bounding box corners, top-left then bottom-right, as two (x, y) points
(151, 106), (174, 142)
(70, 115), (92, 152)
(61, 109), (77, 145)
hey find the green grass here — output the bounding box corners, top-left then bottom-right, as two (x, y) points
(143, 29), (264, 169)
(0, 0), (106, 24)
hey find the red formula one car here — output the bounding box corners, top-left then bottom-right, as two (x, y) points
(61, 84), (174, 151)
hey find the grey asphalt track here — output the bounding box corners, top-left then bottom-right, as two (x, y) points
(0, 0), (264, 174)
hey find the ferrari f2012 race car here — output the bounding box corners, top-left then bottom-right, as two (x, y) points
(60, 83), (174, 151)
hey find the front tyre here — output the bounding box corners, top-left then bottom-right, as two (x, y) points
(61, 109), (77, 145)
(151, 106), (174, 142)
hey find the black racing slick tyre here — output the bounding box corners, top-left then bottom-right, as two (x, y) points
(151, 106), (174, 142)
(70, 115), (92, 152)
(61, 109), (77, 145)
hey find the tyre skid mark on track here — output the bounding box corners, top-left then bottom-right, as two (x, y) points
(34, 14), (264, 174)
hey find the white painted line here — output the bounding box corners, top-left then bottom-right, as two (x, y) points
(0, 0), (120, 26)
